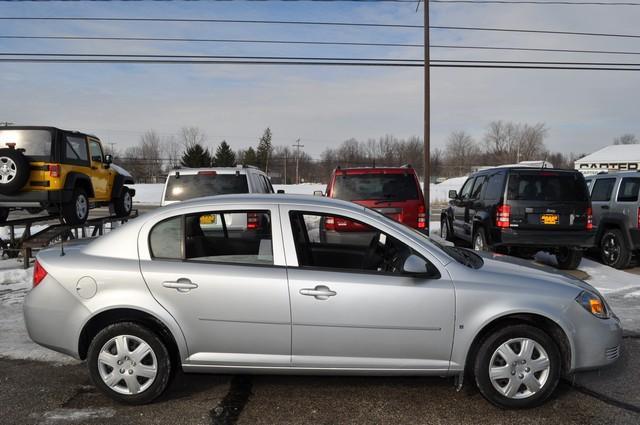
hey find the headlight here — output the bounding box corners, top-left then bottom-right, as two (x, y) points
(576, 290), (609, 319)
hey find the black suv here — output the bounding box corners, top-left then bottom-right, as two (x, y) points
(440, 167), (594, 269)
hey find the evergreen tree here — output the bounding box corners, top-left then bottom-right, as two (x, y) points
(180, 143), (213, 168)
(256, 127), (273, 172)
(213, 141), (236, 167)
(241, 147), (258, 166)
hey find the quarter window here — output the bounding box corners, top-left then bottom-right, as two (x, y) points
(149, 216), (183, 260)
(591, 178), (617, 202)
(617, 178), (640, 202)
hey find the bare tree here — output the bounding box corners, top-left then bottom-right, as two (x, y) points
(613, 134), (638, 145)
(180, 126), (207, 149)
(445, 131), (480, 175)
(139, 130), (164, 182)
(517, 123), (548, 162)
(163, 135), (181, 171)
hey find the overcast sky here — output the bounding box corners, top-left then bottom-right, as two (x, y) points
(0, 1), (639, 158)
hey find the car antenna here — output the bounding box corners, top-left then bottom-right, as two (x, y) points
(58, 208), (65, 257)
(540, 154), (548, 169)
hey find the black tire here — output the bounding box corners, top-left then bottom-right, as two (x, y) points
(441, 217), (454, 242)
(472, 227), (489, 252)
(600, 229), (632, 269)
(87, 322), (172, 405)
(474, 324), (561, 409)
(0, 207), (9, 223)
(61, 187), (90, 225)
(555, 248), (583, 270)
(113, 187), (133, 217)
(0, 148), (30, 195)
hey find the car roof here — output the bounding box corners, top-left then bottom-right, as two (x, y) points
(166, 166), (263, 176)
(332, 166), (417, 175)
(472, 166), (580, 176)
(0, 125), (98, 139)
(587, 170), (640, 179)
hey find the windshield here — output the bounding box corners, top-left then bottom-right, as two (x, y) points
(333, 173), (419, 202)
(507, 172), (589, 202)
(164, 174), (249, 202)
(0, 129), (52, 158)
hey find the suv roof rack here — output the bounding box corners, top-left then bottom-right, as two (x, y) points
(239, 164), (260, 170)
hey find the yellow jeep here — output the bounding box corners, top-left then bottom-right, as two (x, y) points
(0, 126), (135, 224)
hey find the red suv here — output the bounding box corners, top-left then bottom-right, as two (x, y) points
(324, 166), (427, 232)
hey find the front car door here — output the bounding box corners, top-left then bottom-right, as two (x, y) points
(138, 202), (291, 368)
(467, 175), (487, 237)
(87, 139), (110, 200)
(280, 205), (455, 372)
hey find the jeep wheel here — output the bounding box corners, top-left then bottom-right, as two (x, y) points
(0, 207), (9, 223)
(113, 187), (133, 217)
(473, 227), (489, 252)
(600, 229), (631, 269)
(555, 248), (583, 270)
(0, 148), (30, 195)
(62, 188), (89, 225)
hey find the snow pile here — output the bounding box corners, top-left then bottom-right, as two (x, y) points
(430, 176), (468, 203)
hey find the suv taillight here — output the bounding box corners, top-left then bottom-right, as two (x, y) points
(587, 207), (594, 231)
(417, 204), (426, 229)
(33, 259), (47, 288)
(247, 212), (260, 230)
(496, 205), (511, 228)
(48, 164), (61, 178)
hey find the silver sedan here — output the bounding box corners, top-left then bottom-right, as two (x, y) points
(23, 194), (622, 408)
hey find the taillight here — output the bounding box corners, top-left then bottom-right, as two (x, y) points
(587, 207), (594, 231)
(33, 260), (47, 288)
(496, 205), (511, 228)
(417, 204), (426, 229)
(247, 212), (260, 230)
(324, 216), (335, 231)
(48, 164), (61, 178)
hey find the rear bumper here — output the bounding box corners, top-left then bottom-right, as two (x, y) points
(0, 189), (73, 207)
(493, 228), (595, 248)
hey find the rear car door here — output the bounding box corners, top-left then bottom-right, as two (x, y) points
(505, 170), (591, 232)
(138, 204), (291, 367)
(590, 177), (617, 229)
(614, 176), (640, 229)
(452, 177), (475, 239)
(282, 208), (455, 371)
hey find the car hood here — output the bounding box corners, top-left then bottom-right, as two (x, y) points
(474, 251), (598, 294)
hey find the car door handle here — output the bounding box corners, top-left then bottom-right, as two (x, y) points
(299, 285), (336, 300)
(601, 205), (609, 210)
(162, 278), (198, 292)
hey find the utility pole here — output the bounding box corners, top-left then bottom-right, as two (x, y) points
(0, 122), (14, 127)
(108, 142), (117, 155)
(284, 149), (288, 184)
(292, 139), (304, 185)
(423, 0), (431, 230)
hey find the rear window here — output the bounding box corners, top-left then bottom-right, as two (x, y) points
(507, 172), (589, 202)
(332, 173), (419, 202)
(164, 173), (249, 202)
(0, 129), (52, 158)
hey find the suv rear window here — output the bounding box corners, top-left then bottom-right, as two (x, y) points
(332, 173), (419, 202)
(0, 129), (52, 158)
(507, 172), (589, 202)
(164, 173), (249, 202)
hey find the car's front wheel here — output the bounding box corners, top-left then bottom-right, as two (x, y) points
(474, 324), (561, 409)
(87, 322), (172, 405)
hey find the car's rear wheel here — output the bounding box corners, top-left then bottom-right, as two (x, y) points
(0, 148), (30, 195)
(113, 187), (133, 217)
(441, 217), (454, 242)
(0, 207), (9, 223)
(474, 324), (561, 409)
(473, 227), (489, 252)
(87, 322), (172, 405)
(555, 247), (583, 270)
(61, 187), (89, 224)
(600, 229), (631, 269)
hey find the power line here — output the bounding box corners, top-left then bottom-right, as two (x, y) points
(431, 44), (640, 56)
(431, 25), (640, 39)
(430, 0), (640, 5)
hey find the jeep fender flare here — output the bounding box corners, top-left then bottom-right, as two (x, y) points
(596, 215), (632, 248)
(111, 174), (135, 198)
(64, 172), (95, 198)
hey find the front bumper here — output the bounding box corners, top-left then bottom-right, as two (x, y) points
(493, 228), (595, 249)
(570, 311), (623, 372)
(0, 189), (73, 207)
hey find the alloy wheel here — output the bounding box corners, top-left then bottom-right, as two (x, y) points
(602, 234), (621, 265)
(0, 157), (17, 184)
(123, 191), (132, 213)
(474, 234), (485, 251)
(489, 338), (551, 399)
(76, 194), (88, 219)
(97, 335), (158, 395)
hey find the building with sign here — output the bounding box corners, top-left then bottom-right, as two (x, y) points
(575, 145), (640, 176)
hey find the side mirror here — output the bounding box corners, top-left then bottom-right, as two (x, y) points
(277, 189), (285, 194)
(448, 190), (457, 199)
(313, 190), (324, 197)
(403, 254), (428, 275)
(104, 154), (113, 164)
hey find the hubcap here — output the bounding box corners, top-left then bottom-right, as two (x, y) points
(474, 234), (484, 251)
(489, 338), (551, 399)
(602, 234), (620, 264)
(97, 335), (157, 395)
(0, 156), (17, 184)
(76, 194), (88, 219)
(124, 191), (132, 212)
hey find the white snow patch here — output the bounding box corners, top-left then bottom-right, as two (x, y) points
(37, 407), (116, 423)
(624, 290), (640, 299)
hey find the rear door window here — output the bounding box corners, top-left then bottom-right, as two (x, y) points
(591, 178), (617, 202)
(617, 178), (640, 202)
(507, 172), (589, 202)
